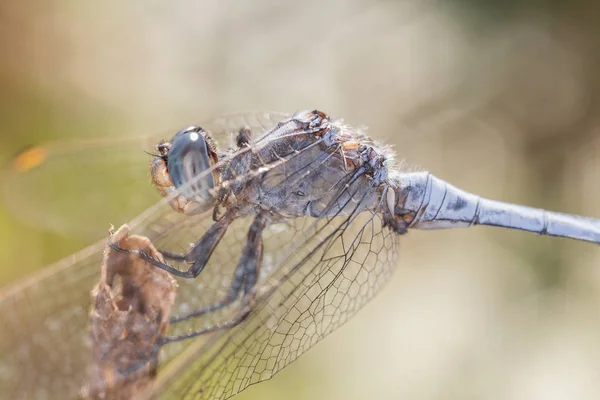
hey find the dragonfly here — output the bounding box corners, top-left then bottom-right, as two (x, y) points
(0, 109), (599, 400)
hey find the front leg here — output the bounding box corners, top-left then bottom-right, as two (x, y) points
(109, 212), (232, 279)
(166, 212), (266, 335)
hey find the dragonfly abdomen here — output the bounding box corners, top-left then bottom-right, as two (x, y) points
(392, 171), (600, 244)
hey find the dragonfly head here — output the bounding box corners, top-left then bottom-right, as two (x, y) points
(151, 126), (220, 211)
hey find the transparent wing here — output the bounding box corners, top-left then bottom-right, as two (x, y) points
(0, 111), (399, 400)
(119, 154), (398, 399)
(0, 111), (290, 398)
(0, 201), (398, 399)
(1, 111), (289, 239)
(159, 208), (398, 399)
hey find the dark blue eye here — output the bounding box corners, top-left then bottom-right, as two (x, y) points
(167, 126), (216, 201)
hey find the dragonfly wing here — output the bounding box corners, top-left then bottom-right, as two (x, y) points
(0, 240), (105, 397)
(1, 111), (290, 239)
(152, 189), (399, 399)
(1, 135), (160, 239)
(0, 111), (294, 398)
(0, 111), (399, 400)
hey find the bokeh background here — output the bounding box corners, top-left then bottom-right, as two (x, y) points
(2, 1), (600, 399)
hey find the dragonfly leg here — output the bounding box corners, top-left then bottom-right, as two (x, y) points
(114, 213), (266, 374)
(109, 213), (232, 279)
(166, 212), (266, 338)
(169, 234), (252, 323)
(163, 306), (253, 344)
(159, 250), (187, 261)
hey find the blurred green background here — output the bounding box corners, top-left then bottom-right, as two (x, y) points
(2, 1), (600, 399)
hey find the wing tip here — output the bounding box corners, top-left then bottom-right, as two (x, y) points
(10, 145), (48, 173)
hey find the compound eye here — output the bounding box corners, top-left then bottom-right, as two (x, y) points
(166, 126), (216, 201)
